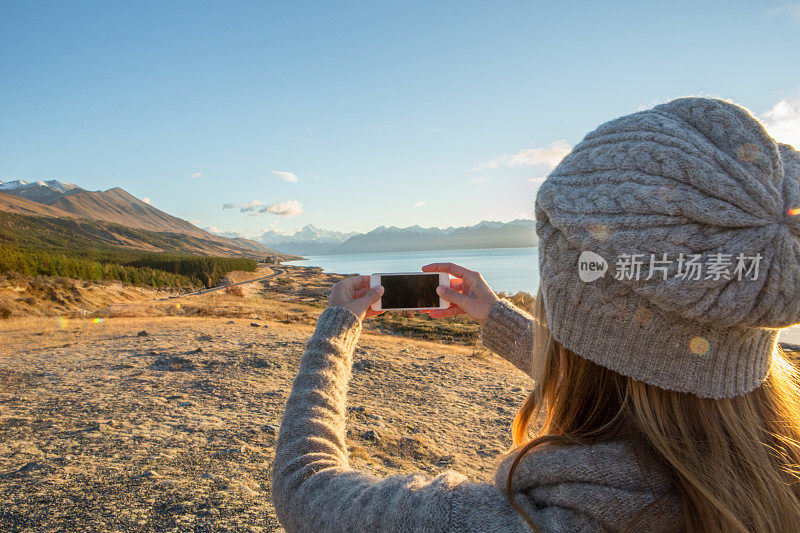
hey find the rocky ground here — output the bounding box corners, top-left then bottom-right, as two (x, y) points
(0, 309), (530, 531)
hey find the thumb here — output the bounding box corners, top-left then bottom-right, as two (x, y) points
(437, 285), (468, 307)
(361, 285), (384, 306)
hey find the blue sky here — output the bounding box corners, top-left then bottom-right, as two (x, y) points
(2, 1), (800, 238)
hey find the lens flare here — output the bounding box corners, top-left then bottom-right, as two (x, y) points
(736, 143), (760, 162)
(587, 223), (611, 242)
(634, 307), (653, 325)
(175, 303), (181, 309)
(656, 185), (676, 202)
(92, 318), (104, 324)
(57, 316), (69, 330)
(788, 207), (800, 216)
(689, 336), (710, 355)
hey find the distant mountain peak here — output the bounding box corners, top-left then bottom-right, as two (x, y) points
(1, 178), (80, 191)
(261, 219), (536, 255)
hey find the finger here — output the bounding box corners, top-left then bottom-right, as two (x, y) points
(429, 305), (465, 318)
(422, 262), (475, 279)
(359, 285), (384, 306)
(348, 275), (371, 290)
(365, 309), (385, 318)
(338, 275), (368, 295)
(436, 285), (469, 307)
(354, 287), (369, 299)
(449, 278), (463, 291)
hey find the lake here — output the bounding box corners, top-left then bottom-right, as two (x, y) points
(285, 247), (540, 295)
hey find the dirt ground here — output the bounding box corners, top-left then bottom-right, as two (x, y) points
(0, 309), (530, 531)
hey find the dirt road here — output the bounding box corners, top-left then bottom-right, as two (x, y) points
(183, 267), (286, 297)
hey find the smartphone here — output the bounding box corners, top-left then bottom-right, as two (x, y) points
(370, 272), (450, 312)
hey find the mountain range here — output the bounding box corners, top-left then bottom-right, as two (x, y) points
(256, 219), (537, 255)
(0, 179), (537, 259)
(258, 225), (360, 255)
(0, 179), (281, 258)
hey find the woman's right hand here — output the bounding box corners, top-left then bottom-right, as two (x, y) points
(421, 262), (500, 325)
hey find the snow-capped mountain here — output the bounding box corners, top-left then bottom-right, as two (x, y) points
(0, 179), (82, 203)
(258, 224), (359, 254)
(333, 219), (535, 254)
(262, 219), (536, 255)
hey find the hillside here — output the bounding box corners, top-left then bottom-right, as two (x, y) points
(0, 192), (75, 219)
(50, 187), (211, 238)
(0, 211), (284, 259)
(0, 180), (286, 259)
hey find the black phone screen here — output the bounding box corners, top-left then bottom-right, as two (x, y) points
(379, 274), (440, 309)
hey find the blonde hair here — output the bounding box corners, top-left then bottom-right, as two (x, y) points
(505, 290), (800, 532)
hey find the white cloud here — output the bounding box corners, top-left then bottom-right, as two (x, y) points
(761, 93), (800, 148)
(190, 218), (202, 225)
(205, 226), (222, 234)
(766, 3), (800, 20)
(142, 197), (152, 204)
(271, 170), (299, 183)
(471, 176), (488, 183)
(190, 172), (203, 179)
(257, 200), (305, 217)
(474, 140), (572, 171)
(413, 201), (426, 208)
(240, 200), (264, 213)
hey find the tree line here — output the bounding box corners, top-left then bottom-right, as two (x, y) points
(0, 245), (257, 290)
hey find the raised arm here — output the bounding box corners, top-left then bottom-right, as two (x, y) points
(480, 299), (536, 377)
(421, 263), (536, 378)
(271, 306), (532, 532)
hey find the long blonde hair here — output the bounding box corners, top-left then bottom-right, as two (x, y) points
(506, 291), (800, 532)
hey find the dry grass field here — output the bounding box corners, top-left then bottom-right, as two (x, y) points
(0, 266), (531, 532)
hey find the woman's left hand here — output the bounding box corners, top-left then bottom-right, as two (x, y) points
(328, 275), (385, 321)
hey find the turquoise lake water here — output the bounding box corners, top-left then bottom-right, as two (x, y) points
(285, 247), (540, 295)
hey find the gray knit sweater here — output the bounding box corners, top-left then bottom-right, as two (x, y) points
(272, 300), (684, 532)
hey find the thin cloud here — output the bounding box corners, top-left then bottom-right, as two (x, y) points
(256, 200), (305, 217)
(474, 140), (572, 171)
(271, 171), (299, 183)
(190, 172), (203, 179)
(189, 218), (202, 225)
(765, 3), (800, 20)
(142, 197), (152, 204)
(471, 177), (488, 183)
(761, 93), (800, 148)
(413, 201), (427, 208)
(223, 200), (265, 213)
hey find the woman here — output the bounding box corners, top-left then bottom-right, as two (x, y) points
(272, 97), (800, 531)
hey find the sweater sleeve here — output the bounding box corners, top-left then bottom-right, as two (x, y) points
(479, 299), (536, 377)
(271, 306), (532, 532)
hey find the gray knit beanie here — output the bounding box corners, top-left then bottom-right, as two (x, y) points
(534, 97), (800, 398)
